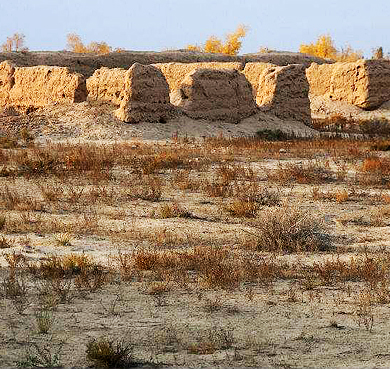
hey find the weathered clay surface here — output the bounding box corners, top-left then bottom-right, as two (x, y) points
(0, 62), (87, 112)
(305, 63), (335, 97)
(115, 63), (174, 123)
(243, 62), (276, 97)
(173, 68), (257, 123)
(86, 67), (127, 105)
(307, 60), (390, 110)
(257, 64), (311, 124)
(154, 62), (243, 93)
(0, 61), (15, 106)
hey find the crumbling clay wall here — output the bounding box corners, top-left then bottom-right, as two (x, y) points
(257, 64), (311, 124)
(305, 63), (334, 97)
(114, 63), (174, 123)
(173, 68), (257, 123)
(153, 62), (243, 93)
(86, 67), (127, 106)
(243, 62), (277, 97)
(307, 60), (390, 110)
(0, 61), (87, 112)
(0, 61), (15, 106)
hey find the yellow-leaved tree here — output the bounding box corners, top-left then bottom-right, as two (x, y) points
(66, 33), (112, 55)
(187, 25), (248, 56)
(300, 34), (363, 62)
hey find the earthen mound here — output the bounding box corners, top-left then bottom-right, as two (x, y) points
(173, 68), (257, 123)
(114, 63), (174, 123)
(257, 64), (311, 124)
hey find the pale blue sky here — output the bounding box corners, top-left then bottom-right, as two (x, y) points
(0, 0), (389, 57)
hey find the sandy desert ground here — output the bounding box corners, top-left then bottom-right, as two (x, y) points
(2, 100), (390, 368)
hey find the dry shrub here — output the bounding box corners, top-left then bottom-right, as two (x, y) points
(224, 197), (258, 218)
(146, 281), (171, 295)
(312, 254), (389, 289)
(28, 254), (96, 279)
(312, 187), (349, 203)
(86, 337), (135, 368)
(203, 180), (233, 198)
(0, 236), (13, 249)
(172, 170), (201, 191)
(4, 143), (114, 179)
(133, 249), (160, 271)
(192, 246), (241, 289)
(131, 246), (283, 289)
(186, 326), (235, 355)
(252, 204), (331, 253)
(38, 183), (64, 202)
(129, 176), (163, 201)
(133, 151), (184, 175)
(158, 203), (192, 219)
(358, 156), (390, 186)
(266, 161), (334, 184)
(0, 185), (21, 210)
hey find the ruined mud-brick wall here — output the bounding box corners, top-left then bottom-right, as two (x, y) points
(307, 59), (390, 109)
(256, 64), (311, 124)
(153, 62), (243, 92)
(0, 61), (14, 105)
(114, 63), (174, 123)
(243, 62), (276, 97)
(0, 60), (87, 112)
(172, 68), (257, 123)
(0, 50), (330, 78)
(86, 67), (127, 106)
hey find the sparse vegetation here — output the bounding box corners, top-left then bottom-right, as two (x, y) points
(2, 134), (390, 367)
(86, 337), (135, 368)
(66, 33), (113, 54)
(300, 34), (363, 61)
(187, 25), (248, 55)
(1, 33), (28, 52)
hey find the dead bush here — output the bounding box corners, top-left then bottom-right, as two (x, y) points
(86, 337), (136, 368)
(251, 204), (331, 253)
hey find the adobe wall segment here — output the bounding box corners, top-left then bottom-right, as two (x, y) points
(173, 68), (257, 123)
(257, 64), (311, 124)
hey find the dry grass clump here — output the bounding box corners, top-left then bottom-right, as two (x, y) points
(86, 337), (136, 368)
(224, 182), (280, 217)
(172, 170), (202, 191)
(224, 197), (259, 218)
(312, 254), (389, 288)
(250, 204), (331, 253)
(0, 143), (114, 180)
(265, 161), (336, 184)
(186, 326), (235, 354)
(312, 187), (349, 203)
(356, 156), (390, 186)
(129, 246), (280, 289)
(127, 176), (163, 201)
(157, 203), (193, 219)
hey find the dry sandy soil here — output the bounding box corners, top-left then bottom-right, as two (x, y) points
(2, 100), (390, 368)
